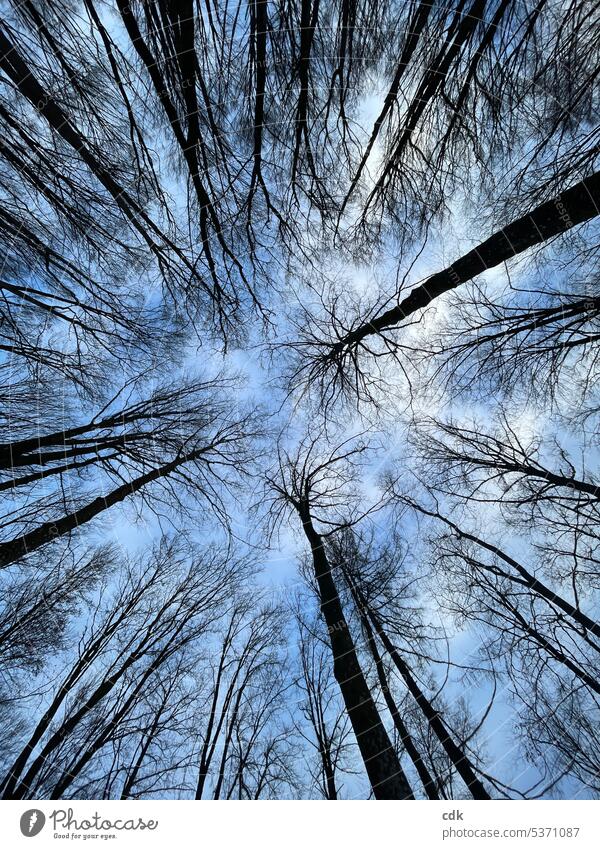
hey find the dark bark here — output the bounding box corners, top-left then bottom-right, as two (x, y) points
(0, 449), (205, 569)
(195, 618), (240, 799)
(414, 503), (600, 642)
(349, 579), (441, 799)
(298, 499), (414, 799)
(339, 0), (434, 214)
(332, 170), (600, 354)
(362, 597), (491, 799)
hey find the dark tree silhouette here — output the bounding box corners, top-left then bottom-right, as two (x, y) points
(0, 375), (259, 568)
(267, 436), (415, 799)
(287, 171), (600, 403)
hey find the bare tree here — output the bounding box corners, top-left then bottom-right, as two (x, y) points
(328, 525), (491, 799)
(0, 537), (245, 799)
(267, 434), (414, 799)
(294, 608), (355, 799)
(387, 476), (600, 796)
(0, 543), (113, 674)
(287, 172), (600, 404)
(194, 598), (293, 800)
(0, 374), (260, 568)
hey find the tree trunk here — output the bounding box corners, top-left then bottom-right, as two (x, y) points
(298, 500), (414, 799)
(361, 596), (491, 799)
(348, 578), (440, 799)
(333, 170), (600, 353)
(420, 506), (600, 642)
(0, 449), (203, 568)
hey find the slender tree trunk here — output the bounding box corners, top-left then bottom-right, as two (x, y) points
(360, 594), (491, 799)
(347, 578), (440, 799)
(323, 752), (338, 800)
(0, 597), (140, 798)
(195, 620), (243, 800)
(418, 505), (600, 642)
(3, 600), (188, 798)
(120, 704), (166, 800)
(212, 684), (246, 799)
(0, 449), (203, 568)
(48, 645), (177, 800)
(333, 170), (600, 353)
(340, 0), (434, 212)
(297, 499), (414, 799)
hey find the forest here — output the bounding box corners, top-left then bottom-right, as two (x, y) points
(0, 0), (599, 800)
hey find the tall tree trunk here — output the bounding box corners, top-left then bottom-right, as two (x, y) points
(0, 449), (204, 568)
(323, 753), (338, 800)
(0, 587), (145, 798)
(414, 504), (600, 642)
(346, 575), (441, 799)
(120, 699), (168, 800)
(298, 499), (414, 799)
(359, 592), (491, 799)
(332, 170), (600, 354)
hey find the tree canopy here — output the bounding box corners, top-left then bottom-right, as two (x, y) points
(0, 0), (599, 800)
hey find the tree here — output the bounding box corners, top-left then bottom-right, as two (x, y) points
(413, 415), (600, 595)
(0, 537), (246, 799)
(194, 597), (295, 800)
(267, 435), (415, 798)
(329, 526), (491, 800)
(287, 171), (600, 404)
(387, 472), (600, 795)
(0, 375), (259, 568)
(0, 543), (113, 675)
